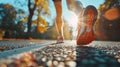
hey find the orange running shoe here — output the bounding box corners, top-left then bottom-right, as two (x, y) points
(76, 5), (98, 45)
(57, 35), (64, 43)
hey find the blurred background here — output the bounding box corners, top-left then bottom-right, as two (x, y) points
(0, 0), (119, 41)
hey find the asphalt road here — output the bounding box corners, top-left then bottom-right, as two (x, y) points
(0, 40), (56, 59)
(0, 40), (120, 67)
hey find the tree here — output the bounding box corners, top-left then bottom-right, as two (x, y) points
(15, 21), (26, 38)
(0, 4), (27, 38)
(98, 0), (119, 13)
(0, 4), (17, 38)
(0, 4), (16, 30)
(26, 0), (49, 39)
(94, 0), (120, 41)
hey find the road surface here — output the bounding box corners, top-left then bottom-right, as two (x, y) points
(0, 40), (120, 67)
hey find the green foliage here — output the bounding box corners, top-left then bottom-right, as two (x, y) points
(0, 4), (26, 38)
(0, 0), (51, 39)
(0, 4), (16, 30)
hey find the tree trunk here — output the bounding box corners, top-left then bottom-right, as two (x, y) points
(26, 13), (33, 39)
(26, 0), (36, 39)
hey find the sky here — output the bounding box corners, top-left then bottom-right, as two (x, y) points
(0, 0), (105, 26)
(79, 0), (105, 8)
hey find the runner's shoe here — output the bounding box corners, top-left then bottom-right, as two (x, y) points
(76, 5), (98, 45)
(56, 36), (64, 43)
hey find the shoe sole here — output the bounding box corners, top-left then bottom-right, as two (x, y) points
(77, 5), (98, 45)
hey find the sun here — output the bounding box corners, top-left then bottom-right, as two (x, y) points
(67, 11), (78, 28)
(63, 11), (79, 39)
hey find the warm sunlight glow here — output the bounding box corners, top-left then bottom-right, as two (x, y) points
(68, 12), (78, 28)
(66, 11), (78, 38)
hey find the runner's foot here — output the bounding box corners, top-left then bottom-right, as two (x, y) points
(77, 5), (98, 45)
(56, 36), (64, 43)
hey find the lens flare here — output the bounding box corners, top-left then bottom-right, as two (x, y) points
(64, 11), (79, 39)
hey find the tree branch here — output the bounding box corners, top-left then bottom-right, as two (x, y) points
(28, 0), (31, 12)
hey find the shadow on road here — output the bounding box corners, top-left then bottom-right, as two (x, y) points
(76, 46), (120, 67)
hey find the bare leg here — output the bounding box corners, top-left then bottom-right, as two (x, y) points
(53, 1), (64, 43)
(66, 0), (98, 45)
(66, 0), (76, 12)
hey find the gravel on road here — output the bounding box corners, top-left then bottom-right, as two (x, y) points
(0, 40), (120, 67)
